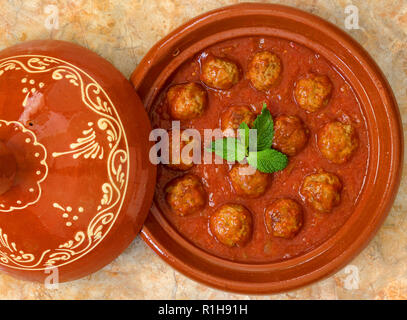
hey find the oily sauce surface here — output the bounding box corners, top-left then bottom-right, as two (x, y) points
(150, 36), (369, 263)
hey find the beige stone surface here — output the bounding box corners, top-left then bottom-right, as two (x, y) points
(0, 0), (406, 300)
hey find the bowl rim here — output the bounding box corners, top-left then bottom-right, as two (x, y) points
(131, 3), (403, 294)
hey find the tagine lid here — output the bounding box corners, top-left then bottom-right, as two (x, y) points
(0, 40), (156, 282)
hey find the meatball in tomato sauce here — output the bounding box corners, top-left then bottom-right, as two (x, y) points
(167, 82), (207, 120)
(318, 121), (358, 164)
(165, 174), (206, 216)
(301, 171), (342, 213)
(210, 204), (252, 247)
(229, 163), (270, 198)
(273, 115), (309, 156)
(166, 130), (199, 171)
(265, 199), (303, 239)
(294, 74), (332, 113)
(200, 56), (240, 90)
(247, 51), (282, 91)
(221, 105), (256, 133)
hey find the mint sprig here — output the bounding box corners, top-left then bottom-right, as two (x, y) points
(208, 103), (288, 173)
(209, 137), (246, 162)
(253, 103), (274, 151)
(247, 149), (287, 173)
(239, 122), (250, 151)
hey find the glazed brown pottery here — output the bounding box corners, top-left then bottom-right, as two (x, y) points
(131, 4), (403, 294)
(0, 40), (156, 282)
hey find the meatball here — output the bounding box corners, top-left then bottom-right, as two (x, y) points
(167, 82), (207, 120)
(300, 171), (342, 213)
(273, 115), (309, 156)
(229, 163), (270, 198)
(165, 174), (207, 216)
(294, 74), (333, 112)
(166, 130), (199, 171)
(318, 121), (358, 164)
(200, 56), (240, 90)
(221, 105), (256, 133)
(247, 51), (282, 91)
(210, 204), (252, 247)
(265, 199), (303, 239)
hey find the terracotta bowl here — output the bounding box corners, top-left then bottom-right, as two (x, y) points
(131, 3), (403, 294)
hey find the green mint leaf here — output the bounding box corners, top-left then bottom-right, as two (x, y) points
(235, 142), (246, 162)
(253, 104), (274, 151)
(247, 148), (288, 173)
(209, 138), (246, 162)
(238, 122), (250, 152)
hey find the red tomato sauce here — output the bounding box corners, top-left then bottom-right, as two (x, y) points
(150, 36), (369, 263)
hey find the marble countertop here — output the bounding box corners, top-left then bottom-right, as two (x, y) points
(0, 0), (406, 300)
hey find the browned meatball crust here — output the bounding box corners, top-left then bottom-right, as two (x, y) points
(221, 105), (256, 132)
(165, 174), (207, 216)
(200, 56), (240, 90)
(247, 51), (282, 91)
(294, 74), (333, 112)
(265, 199), (303, 239)
(167, 82), (207, 120)
(300, 171), (342, 213)
(210, 204), (252, 247)
(318, 121), (358, 164)
(166, 130), (199, 171)
(273, 115), (309, 156)
(229, 163), (270, 198)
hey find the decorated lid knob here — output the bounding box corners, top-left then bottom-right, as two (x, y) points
(0, 40), (156, 282)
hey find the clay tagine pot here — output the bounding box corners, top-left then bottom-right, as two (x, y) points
(131, 3), (403, 294)
(0, 40), (156, 282)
